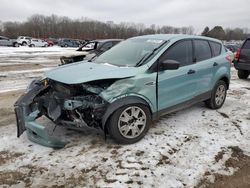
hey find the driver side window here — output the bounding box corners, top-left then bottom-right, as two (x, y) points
(160, 40), (193, 67)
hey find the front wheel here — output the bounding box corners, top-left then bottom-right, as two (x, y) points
(238, 70), (249, 79)
(205, 80), (227, 109)
(108, 104), (151, 144)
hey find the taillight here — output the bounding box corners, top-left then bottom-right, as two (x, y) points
(226, 55), (232, 63)
(235, 48), (241, 60)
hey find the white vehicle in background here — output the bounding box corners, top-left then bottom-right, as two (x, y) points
(16, 36), (32, 46)
(29, 38), (48, 47)
(225, 47), (235, 63)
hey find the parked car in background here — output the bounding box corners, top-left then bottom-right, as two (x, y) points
(0, 36), (19, 47)
(234, 38), (250, 79)
(225, 44), (240, 53)
(16, 36), (32, 46)
(60, 39), (122, 65)
(46, 38), (59, 46)
(58, 38), (81, 47)
(29, 39), (48, 47)
(14, 34), (231, 148)
(45, 39), (54, 46)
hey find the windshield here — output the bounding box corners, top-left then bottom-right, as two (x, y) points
(95, 38), (166, 67)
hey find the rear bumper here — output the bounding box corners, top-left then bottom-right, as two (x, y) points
(14, 84), (67, 148)
(234, 61), (250, 71)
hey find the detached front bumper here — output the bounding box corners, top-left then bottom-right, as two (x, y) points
(14, 84), (67, 148)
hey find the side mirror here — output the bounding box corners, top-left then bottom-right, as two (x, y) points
(160, 60), (180, 71)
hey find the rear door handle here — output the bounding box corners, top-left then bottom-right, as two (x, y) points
(213, 62), (218, 66)
(187, 69), (196, 74)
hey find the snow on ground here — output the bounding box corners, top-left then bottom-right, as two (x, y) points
(0, 47), (250, 187)
(0, 46), (77, 93)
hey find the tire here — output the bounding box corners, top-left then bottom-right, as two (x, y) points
(22, 42), (27, 46)
(64, 44), (68, 47)
(30, 44), (35, 47)
(238, 70), (249, 79)
(205, 80), (227, 109)
(108, 104), (151, 144)
(13, 43), (19, 47)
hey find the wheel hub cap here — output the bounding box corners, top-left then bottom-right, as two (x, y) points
(118, 106), (146, 139)
(215, 85), (226, 106)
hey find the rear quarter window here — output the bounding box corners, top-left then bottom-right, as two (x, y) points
(194, 40), (212, 62)
(209, 41), (222, 57)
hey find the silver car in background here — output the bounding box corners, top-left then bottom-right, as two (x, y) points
(0, 36), (19, 47)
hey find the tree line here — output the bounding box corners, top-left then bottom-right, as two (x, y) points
(0, 14), (194, 39)
(201, 26), (250, 41)
(0, 14), (249, 41)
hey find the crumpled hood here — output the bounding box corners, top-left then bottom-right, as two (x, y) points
(46, 61), (139, 84)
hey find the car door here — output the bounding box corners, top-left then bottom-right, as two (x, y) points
(37, 39), (43, 47)
(192, 39), (216, 95)
(32, 39), (36, 46)
(157, 39), (197, 111)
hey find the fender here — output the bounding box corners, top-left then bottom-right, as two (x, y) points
(211, 66), (230, 90)
(101, 96), (152, 130)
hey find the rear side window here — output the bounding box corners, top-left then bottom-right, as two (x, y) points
(194, 40), (212, 62)
(242, 40), (250, 49)
(160, 40), (193, 67)
(209, 41), (221, 57)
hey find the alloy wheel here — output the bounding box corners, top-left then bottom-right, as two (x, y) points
(215, 85), (226, 106)
(118, 106), (147, 139)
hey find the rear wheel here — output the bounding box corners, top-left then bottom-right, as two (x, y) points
(238, 70), (249, 79)
(108, 104), (151, 144)
(22, 42), (27, 46)
(205, 80), (227, 109)
(30, 44), (35, 47)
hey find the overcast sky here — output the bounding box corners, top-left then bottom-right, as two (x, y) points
(0, 0), (249, 32)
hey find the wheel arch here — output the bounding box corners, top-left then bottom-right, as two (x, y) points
(101, 96), (153, 130)
(218, 75), (230, 89)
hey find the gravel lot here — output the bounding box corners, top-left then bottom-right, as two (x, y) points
(0, 47), (249, 188)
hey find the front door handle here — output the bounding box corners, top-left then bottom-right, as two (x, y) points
(213, 62), (218, 66)
(187, 69), (196, 74)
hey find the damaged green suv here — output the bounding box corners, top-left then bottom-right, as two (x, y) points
(15, 34), (231, 148)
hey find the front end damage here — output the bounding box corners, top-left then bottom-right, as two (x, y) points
(14, 79), (115, 148)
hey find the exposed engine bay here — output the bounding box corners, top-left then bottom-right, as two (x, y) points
(37, 79), (115, 127)
(14, 78), (118, 147)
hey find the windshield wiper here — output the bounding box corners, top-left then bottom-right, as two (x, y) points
(135, 41), (168, 67)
